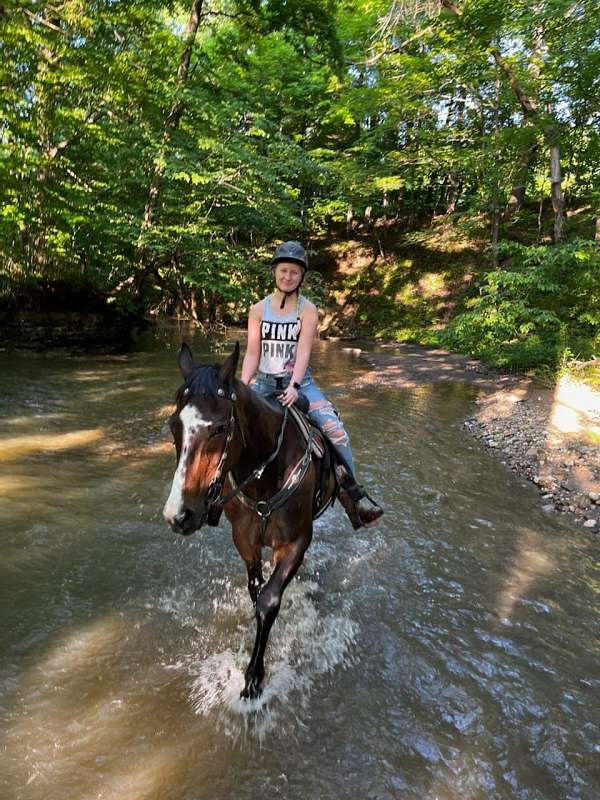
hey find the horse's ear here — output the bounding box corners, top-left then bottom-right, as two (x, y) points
(218, 341), (240, 386)
(178, 342), (195, 380)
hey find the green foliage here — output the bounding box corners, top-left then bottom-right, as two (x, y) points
(1, 0), (599, 364)
(440, 240), (600, 369)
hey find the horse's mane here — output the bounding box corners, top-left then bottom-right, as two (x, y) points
(175, 364), (220, 404)
(175, 363), (284, 420)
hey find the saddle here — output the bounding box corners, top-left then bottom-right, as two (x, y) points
(286, 398), (338, 519)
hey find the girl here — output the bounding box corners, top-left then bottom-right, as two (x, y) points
(240, 241), (383, 529)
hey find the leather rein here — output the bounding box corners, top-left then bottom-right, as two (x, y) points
(199, 386), (314, 527)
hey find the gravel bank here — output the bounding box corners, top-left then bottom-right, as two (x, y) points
(464, 375), (600, 530)
(351, 343), (600, 531)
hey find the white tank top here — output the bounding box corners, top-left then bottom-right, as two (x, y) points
(258, 295), (305, 376)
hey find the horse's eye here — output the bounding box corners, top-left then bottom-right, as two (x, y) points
(210, 424), (227, 438)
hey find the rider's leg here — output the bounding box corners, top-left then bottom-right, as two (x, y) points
(302, 380), (383, 529)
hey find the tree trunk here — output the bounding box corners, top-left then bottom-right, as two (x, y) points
(595, 217), (600, 250)
(545, 116), (565, 243)
(445, 172), (459, 215)
(444, 87), (465, 216)
(504, 140), (539, 219)
(490, 72), (501, 265)
(136, 0), (204, 291)
(549, 141), (564, 242)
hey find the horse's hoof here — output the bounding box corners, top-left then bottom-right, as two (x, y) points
(241, 678), (263, 700)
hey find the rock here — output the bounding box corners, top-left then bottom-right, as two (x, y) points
(526, 447), (538, 458)
(542, 504), (555, 513)
(589, 492), (599, 503)
(583, 519), (597, 529)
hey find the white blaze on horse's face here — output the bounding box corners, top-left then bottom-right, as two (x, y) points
(163, 404), (211, 523)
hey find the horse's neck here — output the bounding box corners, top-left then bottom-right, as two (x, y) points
(236, 381), (297, 472)
(238, 381), (282, 450)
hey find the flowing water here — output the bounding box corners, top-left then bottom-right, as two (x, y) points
(1, 325), (599, 800)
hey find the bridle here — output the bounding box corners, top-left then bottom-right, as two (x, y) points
(181, 385), (313, 529)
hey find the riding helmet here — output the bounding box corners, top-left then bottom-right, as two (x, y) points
(270, 241), (308, 271)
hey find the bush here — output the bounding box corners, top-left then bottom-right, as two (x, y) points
(440, 240), (600, 370)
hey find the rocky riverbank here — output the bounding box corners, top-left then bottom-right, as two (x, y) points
(352, 342), (600, 531)
(464, 375), (600, 530)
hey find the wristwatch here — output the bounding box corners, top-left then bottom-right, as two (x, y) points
(292, 381), (301, 390)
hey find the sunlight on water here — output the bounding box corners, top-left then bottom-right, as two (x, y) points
(495, 529), (557, 623)
(0, 429), (105, 461)
(0, 475), (38, 494)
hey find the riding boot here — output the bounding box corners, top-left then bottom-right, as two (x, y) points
(336, 469), (384, 530)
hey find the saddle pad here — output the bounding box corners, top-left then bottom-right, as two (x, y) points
(288, 405), (325, 459)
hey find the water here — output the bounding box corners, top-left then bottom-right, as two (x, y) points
(1, 324), (599, 799)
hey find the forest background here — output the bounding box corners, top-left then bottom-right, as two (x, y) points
(2, 0), (599, 372)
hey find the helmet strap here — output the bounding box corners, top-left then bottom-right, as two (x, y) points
(279, 288), (297, 309)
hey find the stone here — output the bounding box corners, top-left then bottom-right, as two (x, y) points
(583, 519), (597, 528)
(589, 492), (599, 503)
(542, 504), (555, 513)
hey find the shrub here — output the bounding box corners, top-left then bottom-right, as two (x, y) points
(440, 240), (600, 370)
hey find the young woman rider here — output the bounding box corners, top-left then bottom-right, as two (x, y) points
(240, 241), (383, 529)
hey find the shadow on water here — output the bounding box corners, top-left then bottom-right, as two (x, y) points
(1, 323), (599, 799)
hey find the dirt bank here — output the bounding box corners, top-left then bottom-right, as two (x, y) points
(351, 343), (600, 531)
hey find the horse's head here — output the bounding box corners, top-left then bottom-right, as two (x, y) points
(163, 342), (243, 535)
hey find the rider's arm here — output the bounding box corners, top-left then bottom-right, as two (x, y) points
(290, 302), (319, 387)
(240, 303), (262, 385)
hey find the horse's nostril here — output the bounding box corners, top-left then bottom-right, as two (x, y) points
(173, 509), (191, 528)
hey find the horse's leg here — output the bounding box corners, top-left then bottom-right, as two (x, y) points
(246, 558), (264, 606)
(242, 535), (311, 700)
(231, 523), (263, 605)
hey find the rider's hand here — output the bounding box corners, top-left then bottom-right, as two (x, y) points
(279, 385), (299, 407)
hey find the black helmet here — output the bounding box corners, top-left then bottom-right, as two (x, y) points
(270, 241), (308, 271)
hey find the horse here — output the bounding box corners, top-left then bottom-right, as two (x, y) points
(162, 342), (337, 699)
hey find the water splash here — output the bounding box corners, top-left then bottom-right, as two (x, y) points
(170, 577), (358, 743)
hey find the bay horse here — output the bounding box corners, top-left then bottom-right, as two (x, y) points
(163, 342), (336, 699)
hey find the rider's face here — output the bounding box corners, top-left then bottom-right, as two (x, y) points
(273, 261), (304, 293)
